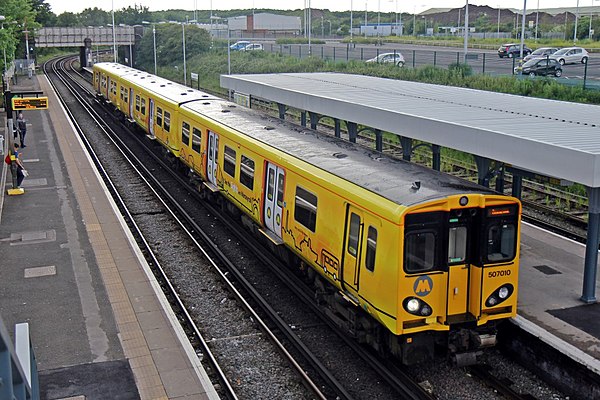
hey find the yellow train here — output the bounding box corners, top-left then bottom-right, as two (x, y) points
(93, 62), (521, 365)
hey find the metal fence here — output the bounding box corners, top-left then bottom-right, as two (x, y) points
(256, 42), (598, 89)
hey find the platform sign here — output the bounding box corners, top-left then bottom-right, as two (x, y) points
(12, 97), (49, 110)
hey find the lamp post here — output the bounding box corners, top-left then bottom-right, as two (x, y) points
(413, 5), (417, 36)
(519, 0), (527, 59)
(497, 5), (501, 37)
(182, 20), (187, 86)
(574, 0), (580, 42)
(535, 0), (539, 41)
(0, 15), (6, 74)
(111, 0), (117, 62)
(327, 20), (332, 36)
(365, 1), (368, 38)
(590, 0), (595, 39)
(350, 0), (353, 42)
(141, 21), (157, 74)
(463, 0), (469, 63)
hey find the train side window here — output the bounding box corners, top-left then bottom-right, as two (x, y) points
(486, 223), (516, 262)
(267, 169), (275, 201)
(448, 226), (467, 264)
(240, 155), (255, 190)
(135, 95), (140, 112)
(182, 122), (190, 146)
(164, 111), (171, 132)
(365, 226), (377, 272)
(347, 213), (360, 256)
(191, 128), (201, 153)
(141, 98), (146, 115)
(404, 231), (436, 273)
(295, 186), (317, 232)
(119, 85), (124, 100)
(223, 145), (236, 177)
(276, 172), (284, 207)
(124, 89), (128, 103)
(156, 107), (163, 127)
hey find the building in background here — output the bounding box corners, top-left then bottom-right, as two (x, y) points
(228, 13), (301, 36)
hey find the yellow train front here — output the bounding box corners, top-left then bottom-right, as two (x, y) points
(92, 62), (521, 365)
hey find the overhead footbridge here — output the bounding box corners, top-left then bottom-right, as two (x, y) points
(36, 26), (136, 48)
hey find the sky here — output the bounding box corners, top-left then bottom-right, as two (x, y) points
(45, 1), (587, 16)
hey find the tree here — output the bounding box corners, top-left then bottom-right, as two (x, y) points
(30, 0), (56, 26)
(56, 12), (78, 26)
(135, 23), (211, 70)
(80, 7), (109, 27)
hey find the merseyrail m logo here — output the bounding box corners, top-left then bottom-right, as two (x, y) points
(413, 276), (433, 297)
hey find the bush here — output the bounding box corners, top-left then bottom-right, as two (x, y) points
(448, 62), (473, 77)
(276, 38), (325, 45)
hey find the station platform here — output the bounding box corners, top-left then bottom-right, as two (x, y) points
(517, 222), (600, 373)
(0, 75), (218, 400)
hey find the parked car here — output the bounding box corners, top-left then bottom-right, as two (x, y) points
(365, 52), (405, 67)
(498, 43), (532, 58)
(230, 41), (251, 51)
(514, 58), (563, 77)
(523, 47), (560, 62)
(549, 46), (589, 65)
(241, 43), (263, 51)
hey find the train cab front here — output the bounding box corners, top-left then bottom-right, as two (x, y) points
(397, 194), (521, 366)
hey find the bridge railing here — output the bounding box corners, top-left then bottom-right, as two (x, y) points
(0, 316), (40, 400)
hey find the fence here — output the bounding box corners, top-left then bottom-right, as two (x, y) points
(257, 42), (597, 89)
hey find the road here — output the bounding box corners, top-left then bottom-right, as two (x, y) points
(255, 41), (598, 82)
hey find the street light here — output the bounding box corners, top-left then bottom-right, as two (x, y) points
(141, 21), (157, 74)
(463, 0), (469, 63)
(326, 20), (332, 36)
(350, 0), (353, 42)
(574, 0), (580, 42)
(182, 19), (187, 86)
(111, 0), (117, 62)
(365, 1), (368, 38)
(535, 0), (539, 41)
(519, 0), (527, 59)
(497, 5), (501, 37)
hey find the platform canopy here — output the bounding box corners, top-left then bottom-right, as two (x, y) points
(221, 72), (600, 188)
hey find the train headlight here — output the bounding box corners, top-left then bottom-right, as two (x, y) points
(407, 298), (420, 312)
(485, 284), (514, 308)
(403, 297), (433, 317)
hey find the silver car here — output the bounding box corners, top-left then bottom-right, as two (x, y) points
(366, 52), (405, 67)
(550, 47), (589, 65)
(523, 47), (559, 62)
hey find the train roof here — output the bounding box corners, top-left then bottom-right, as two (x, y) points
(94, 62), (219, 104)
(182, 100), (493, 207)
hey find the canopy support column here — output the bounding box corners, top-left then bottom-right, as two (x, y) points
(432, 144), (441, 171)
(346, 122), (357, 143)
(582, 187), (600, 303)
(334, 118), (341, 138)
(375, 129), (383, 152)
(400, 137), (412, 161)
(474, 156), (492, 187)
(277, 103), (286, 120)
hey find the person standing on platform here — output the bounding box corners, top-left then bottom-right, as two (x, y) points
(16, 112), (27, 148)
(12, 143), (26, 188)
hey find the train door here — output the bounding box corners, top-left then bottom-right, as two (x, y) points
(446, 211), (475, 318)
(148, 99), (155, 137)
(207, 130), (219, 186)
(341, 205), (363, 292)
(129, 88), (134, 119)
(263, 163), (285, 238)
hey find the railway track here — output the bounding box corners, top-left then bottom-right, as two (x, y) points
(50, 56), (438, 399)
(47, 56), (330, 399)
(58, 58), (569, 399)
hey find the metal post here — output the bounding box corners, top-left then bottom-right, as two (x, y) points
(301, 111), (307, 127)
(277, 103), (286, 120)
(347, 122), (358, 143)
(535, 0), (540, 41)
(400, 137), (413, 161)
(309, 112), (319, 129)
(153, 25), (157, 74)
(584, 59), (588, 89)
(334, 118), (341, 137)
(333, 47), (336, 61)
(350, 0), (354, 43)
(182, 22), (187, 86)
(375, 129), (383, 152)
(412, 49), (416, 68)
(497, 6), (501, 37)
(129, 42), (133, 66)
(574, 0), (580, 43)
(511, 175), (523, 198)
(474, 155), (491, 187)
(582, 186), (600, 303)
(519, 0), (527, 58)
(432, 144), (441, 171)
(463, 0), (469, 63)
(433, 51), (437, 67)
(112, 0), (117, 62)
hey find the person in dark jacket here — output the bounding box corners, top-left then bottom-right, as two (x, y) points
(16, 112), (27, 148)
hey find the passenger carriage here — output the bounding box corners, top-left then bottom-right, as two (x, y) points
(93, 62), (521, 364)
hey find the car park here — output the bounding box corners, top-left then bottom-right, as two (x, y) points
(241, 43), (263, 51)
(498, 43), (532, 58)
(549, 46), (589, 65)
(365, 52), (405, 67)
(523, 47), (560, 62)
(514, 58), (562, 77)
(230, 41), (251, 51)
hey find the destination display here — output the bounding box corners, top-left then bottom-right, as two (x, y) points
(12, 96), (49, 110)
